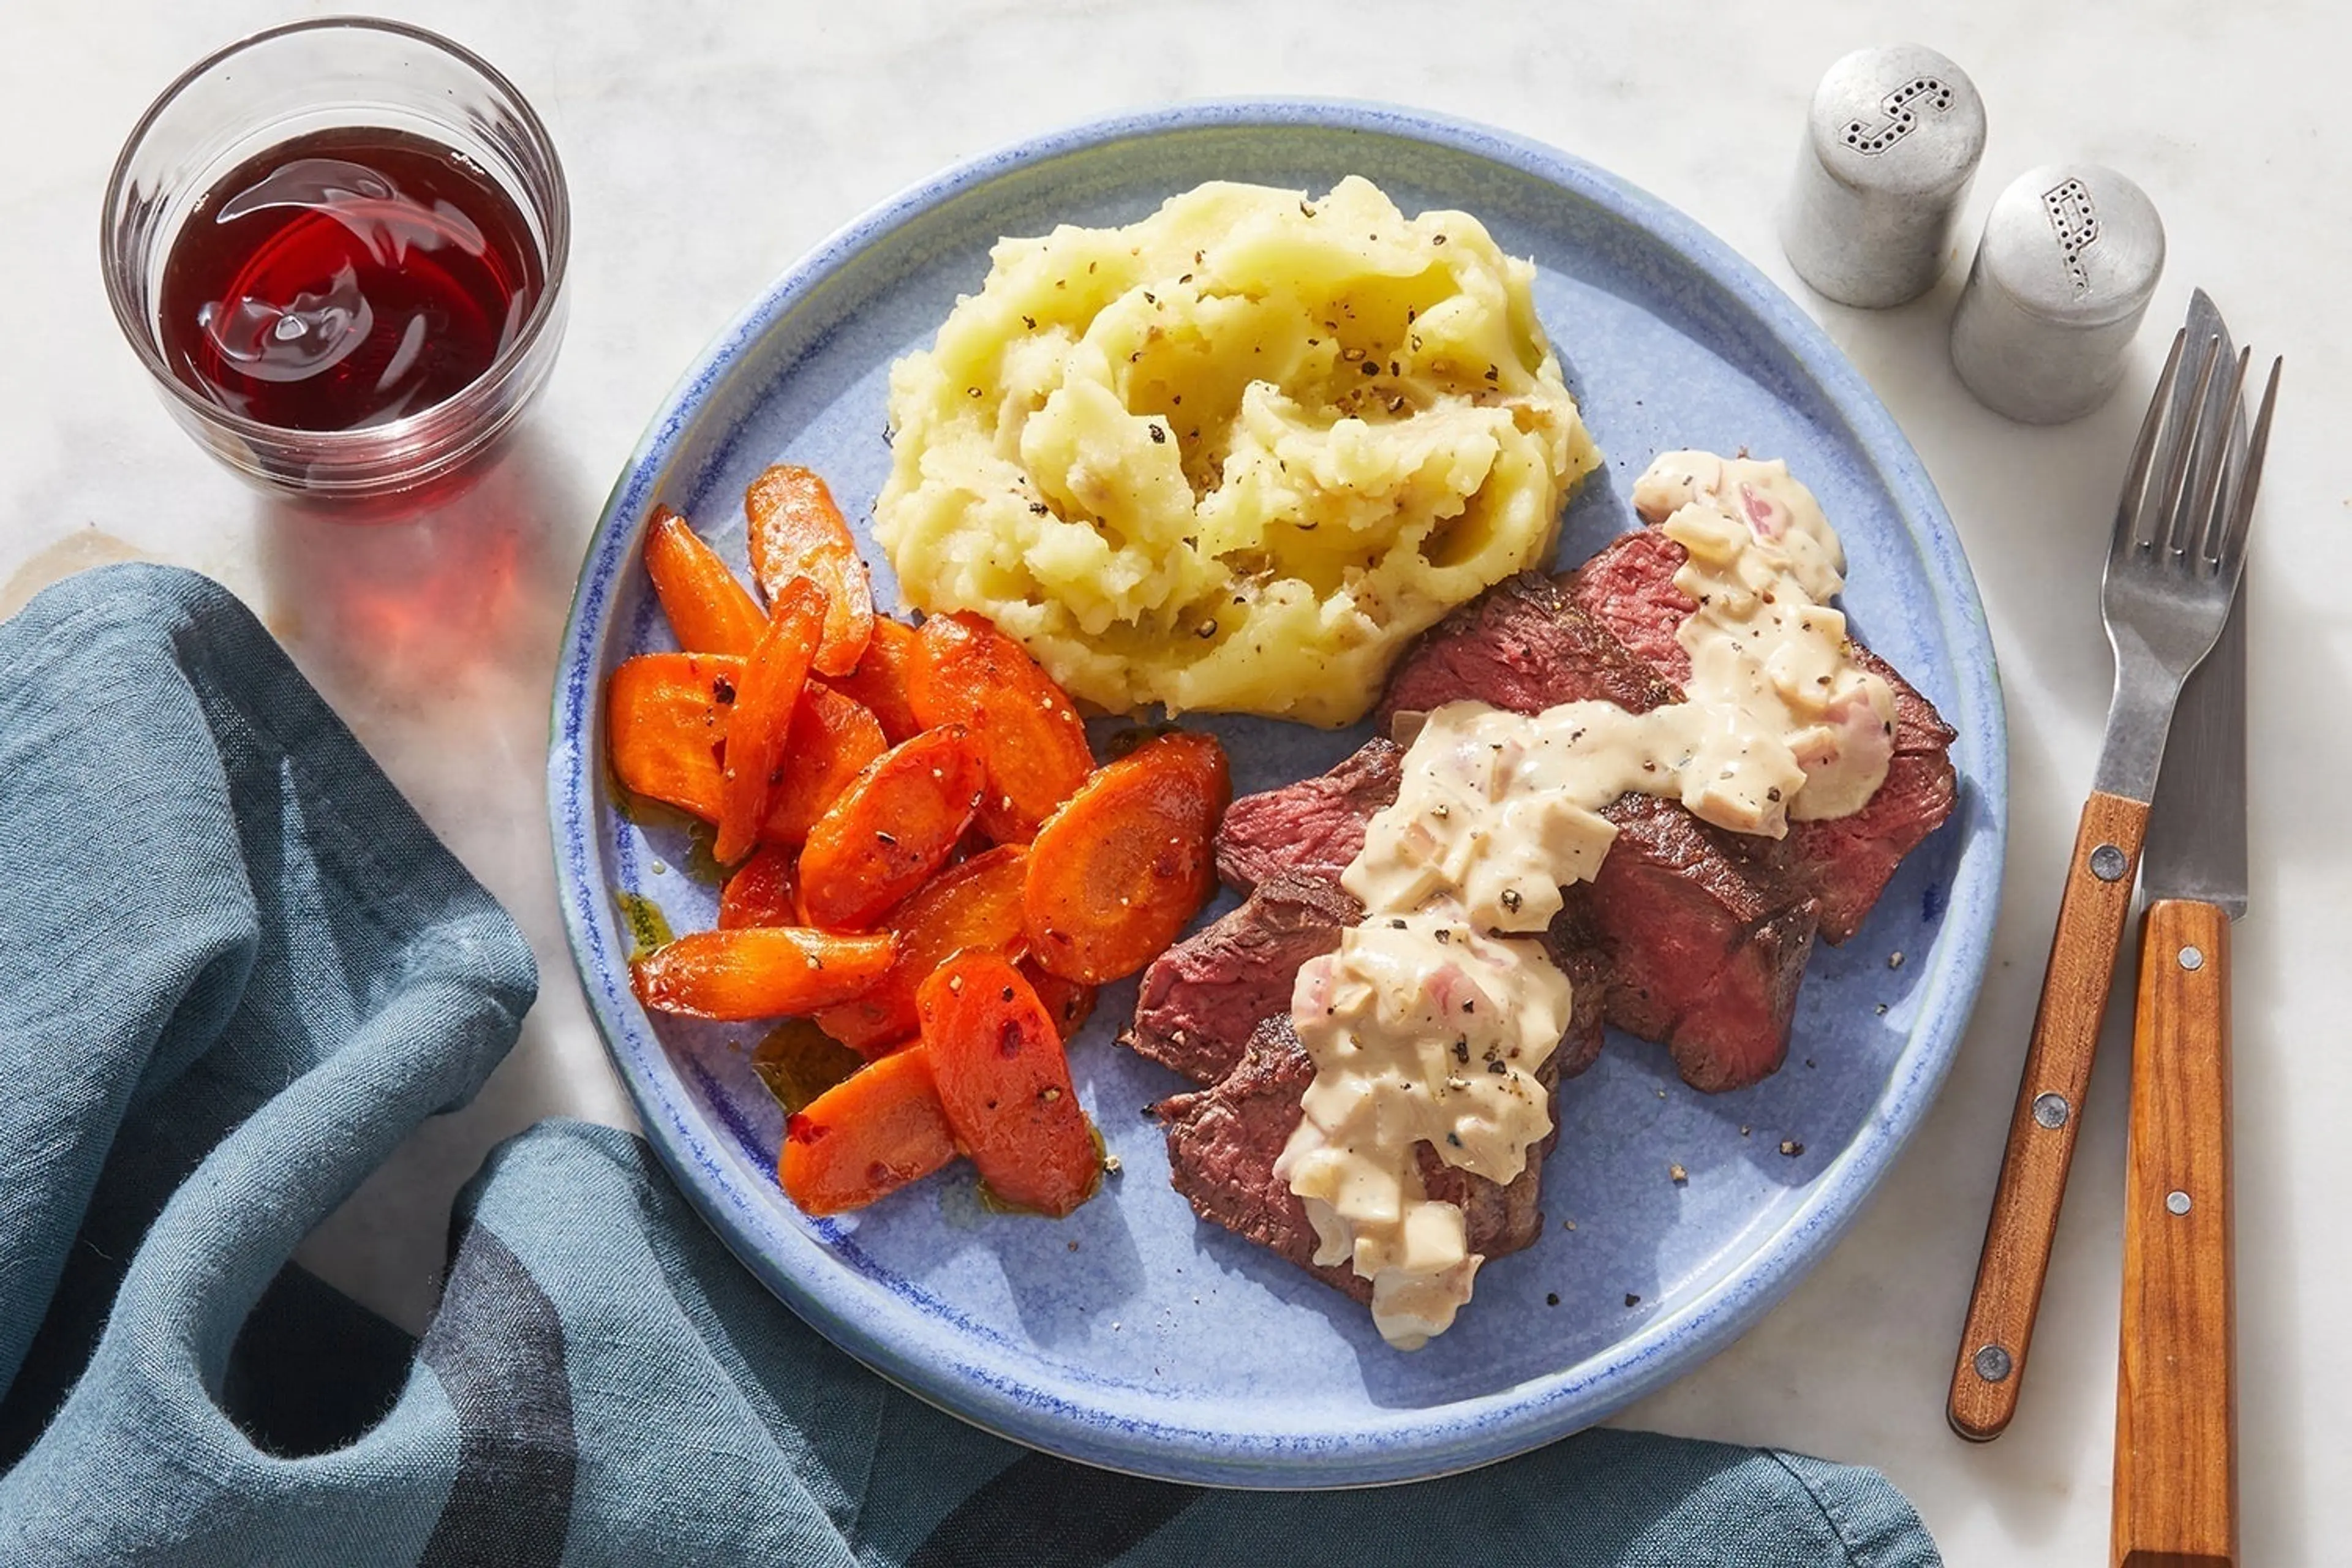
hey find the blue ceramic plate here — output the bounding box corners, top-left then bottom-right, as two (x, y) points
(549, 102), (2004, 1488)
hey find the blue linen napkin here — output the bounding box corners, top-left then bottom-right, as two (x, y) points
(0, 564), (1942, 1567)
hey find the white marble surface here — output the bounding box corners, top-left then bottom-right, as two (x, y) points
(6, 2), (2345, 1560)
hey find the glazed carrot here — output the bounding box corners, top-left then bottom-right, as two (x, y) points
(813, 845), (1030, 1055)
(745, 464), (875, 678)
(827, 617), (923, 744)
(715, 579), (826, 865)
(1017, 959), (1096, 1043)
(631, 927), (895, 1020)
(797, 726), (984, 931)
(606, 651), (737, 819)
(779, 1046), (957, 1216)
(1022, 731), (1229, 984)
(765, 683), (888, 846)
(605, 655), (885, 851)
(907, 611), (1093, 844)
(918, 954), (1101, 1218)
(644, 507), (766, 658)
(717, 845), (802, 930)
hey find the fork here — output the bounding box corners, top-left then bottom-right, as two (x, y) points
(1948, 323), (2278, 1442)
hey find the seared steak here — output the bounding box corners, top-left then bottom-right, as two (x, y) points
(1129, 873), (1363, 1085)
(1213, 553), (1821, 1092)
(1564, 526), (1693, 677)
(1142, 519), (1957, 1309)
(1538, 915), (1613, 1079)
(1568, 527), (1958, 944)
(1217, 739), (1403, 894)
(1374, 570), (1677, 728)
(1135, 871), (1612, 1091)
(1571, 797), (1815, 1090)
(1158, 1016), (1554, 1299)
(1792, 645), (1959, 943)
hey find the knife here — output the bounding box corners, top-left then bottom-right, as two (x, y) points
(2111, 288), (2268, 1568)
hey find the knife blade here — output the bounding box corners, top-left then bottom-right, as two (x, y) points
(2111, 285), (2263, 1568)
(2141, 291), (2248, 916)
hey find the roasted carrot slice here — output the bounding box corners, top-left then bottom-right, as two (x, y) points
(718, 845), (802, 930)
(644, 507), (766, 657)
(827, 617), (922, 744)
(797, 726), (984, 931)
(907, 611), (1093, 844)
(919, 954), (1101, 1216)
(631, 927), (895, 1020)
(779, 1046), (957, 1216)
(605, 654), (880, 851)
(1017, 959), (1096, 1042)
(813, 845), (1030, 1055)
(715, 579), (826, 865)
(607, 651), (739, 819)
(1022, 730), (1229, 984)
(745, 464), (874, 679)
(764, 682), (889, 847)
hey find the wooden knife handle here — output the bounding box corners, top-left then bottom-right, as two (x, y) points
(1949, 789), (2151, 1441)
(2113, 898), (2236, 1568)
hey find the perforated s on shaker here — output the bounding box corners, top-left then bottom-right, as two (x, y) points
(1949, 164), (2165, 424)
(1781, 44), (1986, 308)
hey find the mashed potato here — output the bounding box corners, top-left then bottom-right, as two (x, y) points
(876, 176), (1598, 726)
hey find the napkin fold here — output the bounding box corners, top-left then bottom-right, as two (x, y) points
(0, 565), (1942, 1567)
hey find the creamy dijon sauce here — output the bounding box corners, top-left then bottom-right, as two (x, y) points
(1276, 452), (1896, 1348)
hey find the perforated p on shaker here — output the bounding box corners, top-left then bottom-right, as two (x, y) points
(1949, 164), (2165, 424)
(1781, 44), (1986, 308)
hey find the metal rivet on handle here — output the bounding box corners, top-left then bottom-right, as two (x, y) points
(1973, 1344), (2014, 1383)
(2166, 1190), (2192, 1215)
(2032, 1091), (2070, 1129)
(2178, 945), (2205, 971)
(2090, 843), (2128, 882)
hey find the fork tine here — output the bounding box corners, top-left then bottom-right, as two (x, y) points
(2158, 335), (2225, 558)
(2113, 328), (2189, 560)
(2190, 347), (2254, 568)
(2218, 355), (2282, 575)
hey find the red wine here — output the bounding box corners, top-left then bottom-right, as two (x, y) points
(158, 127), (543, 432)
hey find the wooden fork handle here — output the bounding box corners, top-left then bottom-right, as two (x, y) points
(2113, 899), (2236, 1568)
(1948, 790), (2150, 1441)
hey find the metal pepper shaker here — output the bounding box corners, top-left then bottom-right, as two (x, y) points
(1781, 45), (1986, 307)
(1949, 164), (2165, 424)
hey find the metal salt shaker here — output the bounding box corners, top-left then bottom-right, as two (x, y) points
(1781, 45), (1986, 307)
(1949, 165), (2166, 423)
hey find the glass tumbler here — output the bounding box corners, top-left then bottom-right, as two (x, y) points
(101, 17), (570, 502)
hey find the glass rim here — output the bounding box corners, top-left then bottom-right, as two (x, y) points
(99, 13), (572, 451)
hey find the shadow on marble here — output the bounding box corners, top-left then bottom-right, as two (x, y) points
(251, 426), (589, 732)
(257, 424), (620, 1333)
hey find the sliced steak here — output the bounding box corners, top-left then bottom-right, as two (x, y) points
(1142, 508), (1959, 1312)
(1790, 646), (1959, 943)
(1133, 870), (1607, 1090)
(1218, 572), (1673, 898)
(1540, 905), (1613, 1080)
(1217, 738), (1402, 894)
(1376, 570), (1678, 728)
(1128, 873), (1363, 1085)
(1566, 527), (1698, 679)
(1211, 698), (1812, 1091)
(1158, 1016), (1552, 1302)
(1567, 527), (1959, 944)
(1567, 796), (1817, 1090)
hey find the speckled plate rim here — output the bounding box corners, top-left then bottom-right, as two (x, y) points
(548, 97), (2007, 1488)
